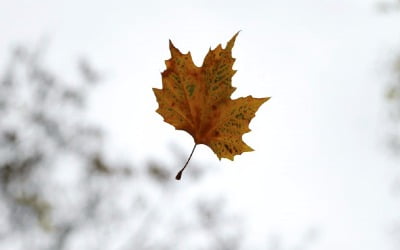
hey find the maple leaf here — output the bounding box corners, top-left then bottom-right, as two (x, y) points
(153, 32), (270, 180)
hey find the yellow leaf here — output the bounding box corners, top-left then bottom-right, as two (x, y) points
(153, 32), (270, 179)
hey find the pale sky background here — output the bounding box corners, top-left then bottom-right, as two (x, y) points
(1, 0), (400, 249)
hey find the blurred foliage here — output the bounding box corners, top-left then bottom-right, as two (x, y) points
(0, 42), (316, 250)
(377, 0), (400, 13)
(381, 5), (400, 249)
(0, 43), (248, 250)
(386, 54), (400, 154)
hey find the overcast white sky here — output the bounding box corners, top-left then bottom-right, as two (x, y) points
(1, 0), (400, 249)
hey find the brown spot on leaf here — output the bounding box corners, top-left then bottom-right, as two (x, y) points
(224, 144), (232, 154)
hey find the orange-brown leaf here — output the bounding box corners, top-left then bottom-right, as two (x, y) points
(153, 33), (270, 160)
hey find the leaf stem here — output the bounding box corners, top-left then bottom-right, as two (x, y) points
(176, 143), (197, 180)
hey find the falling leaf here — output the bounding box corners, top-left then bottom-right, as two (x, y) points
(153, 32), (270, 179)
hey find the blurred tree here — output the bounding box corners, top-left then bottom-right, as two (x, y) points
(0, 43), (247, 250)
(380, 3), (400, 247)
(0, 42), (113, 249)
(377, 0), (400, 13)
(386, 54), (400, 154)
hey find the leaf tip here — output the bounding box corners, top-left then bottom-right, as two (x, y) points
(169, 39), (181, 56)
(226, 31), (240, 50)
(262, 96), (271, 103)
